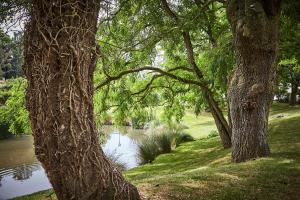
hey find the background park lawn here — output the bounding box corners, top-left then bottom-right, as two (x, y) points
(14, 103), (300, 200)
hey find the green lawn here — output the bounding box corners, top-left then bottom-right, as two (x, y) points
(182, 111), (217, 139)
(13, 103), (300, 200)
(13, 191), (55, 200)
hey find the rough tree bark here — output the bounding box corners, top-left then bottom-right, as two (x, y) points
(23, 1), (140, 199)
(161, 0), (232, 148)
(227, 0), (281, 162)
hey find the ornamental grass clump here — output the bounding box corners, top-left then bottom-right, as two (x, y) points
(138, 127), (194, 164)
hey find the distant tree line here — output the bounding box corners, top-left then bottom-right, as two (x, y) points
(0, 30), (23, 80)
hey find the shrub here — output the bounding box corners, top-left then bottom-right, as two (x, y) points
(138, 128), (194, 164)
(207, 130), (219, 138)
(0, 122), (13, 139)
(167, 121), (187, 133)
(175, 132), (195, 146)
(0, 78), (31, 135)
(138, 136), (160, 164)
(154, 132), (173, 154)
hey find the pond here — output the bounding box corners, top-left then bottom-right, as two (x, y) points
(0, 127), (144, 200)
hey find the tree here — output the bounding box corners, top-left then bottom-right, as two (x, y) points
(23, 0), (140, 199)
(277, 59), (300, 105)
(0, 29), (13, 80)
(95, 0), (233, 148)
(226, 0), (281, 162)
(0, 30), (23, 80)
(277, 1), (300, 105)
(160, 0), (232, 148)
(0, 78), (30, 135)
(10, 31), (24, 77)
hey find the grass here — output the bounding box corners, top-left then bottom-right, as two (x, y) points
(13, 190), (56, 200)
(125, 103), (300, 200)
(13, 102), (300, 200)
(181, 111), (217, 139)
(154, 107), (217, 139)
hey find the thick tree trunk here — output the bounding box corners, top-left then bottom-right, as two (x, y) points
(289, 81), (299, 105)
(227, 0), (281, 162)
(23, 1), (140, 199)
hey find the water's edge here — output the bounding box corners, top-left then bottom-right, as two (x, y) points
(0, 128), (143, 200)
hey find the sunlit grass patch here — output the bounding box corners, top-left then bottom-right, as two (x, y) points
(126, 103), (300, 200)
(14, 103), (300, 200)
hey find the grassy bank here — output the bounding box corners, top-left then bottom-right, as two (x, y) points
(182, 111), (217, 139)
(13, 103), (300, 200)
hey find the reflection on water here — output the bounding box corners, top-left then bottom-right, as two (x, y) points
(101, 126), (144, 169)
(0, 136), (52, 200)
(1, 163), (40, 182)
(103, 130), (141, 169)
(0, 164), (51, 200)
(0, 127), (144, 200)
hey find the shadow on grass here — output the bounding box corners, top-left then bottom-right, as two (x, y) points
(126, 112), (300, 200)
(14, 103), (300, 200)
(192, 121), (215, 127)
(126, 137), (231, 182)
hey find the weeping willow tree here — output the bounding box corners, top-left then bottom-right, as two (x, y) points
(95, 0), (234, 148)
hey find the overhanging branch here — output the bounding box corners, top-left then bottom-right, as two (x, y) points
(95, 65), (202, 91)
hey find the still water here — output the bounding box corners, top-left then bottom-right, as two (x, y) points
(0, 127), (143, 200)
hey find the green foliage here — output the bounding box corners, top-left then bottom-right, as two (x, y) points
(276, 58), (300, 103)
(93, 0), (235, 125)
(274, 83), (289, 103)
(0, 78), (30, 135)
(131, 106), (153, 129)
(0, 83), (11, 105)
(199, 32), (234, 91)
(0, 29), (23, 80)
(10, 32), (23, 77)
(161, 99), (185, 123)
(0, 122), (13, 139)
(276, 6), (300, 104)
(0, 29), (12, 79)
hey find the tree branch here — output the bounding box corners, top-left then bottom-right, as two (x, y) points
(131, 74), (163, 96)
(95, 65), (203, 91)
(160, 0), (179, 22)
(160, 0), (206, 81)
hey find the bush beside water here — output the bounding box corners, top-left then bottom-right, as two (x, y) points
(0, 122), (13, 139)
(138, 126), (194, 164)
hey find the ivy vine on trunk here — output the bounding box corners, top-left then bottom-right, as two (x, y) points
(23, 0), (140, 199)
